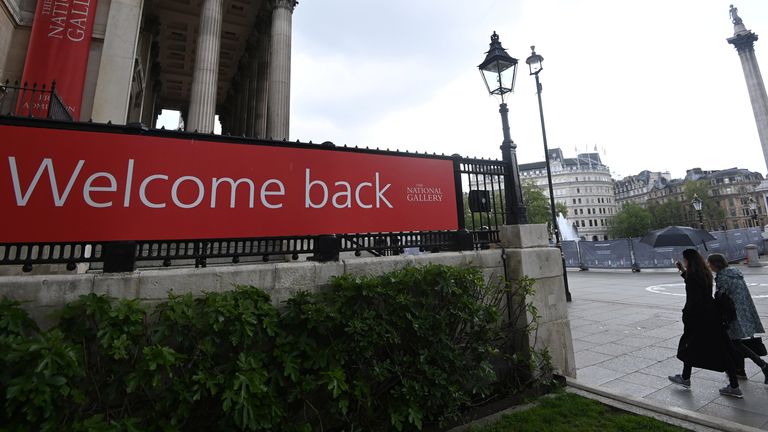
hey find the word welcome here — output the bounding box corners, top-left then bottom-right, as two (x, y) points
(7, 157), (393, 210)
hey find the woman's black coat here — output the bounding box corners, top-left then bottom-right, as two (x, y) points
(676, 270), (733, 372)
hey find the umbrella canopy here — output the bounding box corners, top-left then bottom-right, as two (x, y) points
(639, 226), (716, 248)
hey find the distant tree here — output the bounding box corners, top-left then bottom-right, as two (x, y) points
(555, 202), (569, 218)
(646, 180), (724, 230)
(608, 203), (652, 238)
(461, 183), (568, 233)
(521, 182), (569, 237)
(647, 200), (686, 229)
(462, 190), (503, 229)
(683, 180), (724, 229)
(522, 182), (550, 225)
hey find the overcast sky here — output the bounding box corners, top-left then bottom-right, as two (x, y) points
(287, 0), (768, 180)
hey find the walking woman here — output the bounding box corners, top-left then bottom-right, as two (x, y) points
(668, 248), (743, 398)
(707, 253), (768, 384)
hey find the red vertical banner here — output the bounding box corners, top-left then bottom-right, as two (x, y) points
(18, 0), (98, 120)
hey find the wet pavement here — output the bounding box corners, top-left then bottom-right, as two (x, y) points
(567, 265), (768, 430)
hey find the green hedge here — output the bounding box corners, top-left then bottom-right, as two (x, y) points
(0, 264), (550, 431)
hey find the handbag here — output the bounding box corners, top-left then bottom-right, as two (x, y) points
(714, 291), (737, 325)
(743, 337), (767, 357)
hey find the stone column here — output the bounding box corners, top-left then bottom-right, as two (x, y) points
(266, 0), (296, 140)
(255, 34), (270, 138)
(239, 70), (250, 135)
(235, 77), (247, 135)
(246, 53), (259, 137)
(186, 0), (223, 133)
(91, 0), (145, 124)
(728, 18), (768, 172)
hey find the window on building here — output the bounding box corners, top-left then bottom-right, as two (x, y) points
(581, 220), (585, 227)
(577, 188), (580, 193)
(578, 198), (582, 204)
(589, 220), (593, 227)
(572, 199), (576, 205)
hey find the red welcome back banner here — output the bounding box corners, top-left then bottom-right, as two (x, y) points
(0, 125), (459, 242)
(18, 0), (98, 120)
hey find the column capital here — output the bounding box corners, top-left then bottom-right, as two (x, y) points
(273, 0), (297, 12)
(728, 31), (759, 53)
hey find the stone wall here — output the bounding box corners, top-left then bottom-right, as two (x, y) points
(0, 225), (575, 377)
(500, 225), (577, 378)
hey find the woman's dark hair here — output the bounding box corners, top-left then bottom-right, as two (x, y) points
(707, 253), (729, 272)
(682, 248), (713, 296)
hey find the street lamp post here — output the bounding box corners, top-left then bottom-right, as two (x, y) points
(478, 32), (527, 225)
(748, 196), (759, 228)
(526, 46), (571, 302)
(691, 194), (704, 229)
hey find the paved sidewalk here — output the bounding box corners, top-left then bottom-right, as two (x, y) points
(567, 265), (768, 430)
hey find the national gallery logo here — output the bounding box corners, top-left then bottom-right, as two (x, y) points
(405, 184), (445, 203)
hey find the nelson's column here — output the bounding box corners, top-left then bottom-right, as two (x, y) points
(727, 5), (768, 208)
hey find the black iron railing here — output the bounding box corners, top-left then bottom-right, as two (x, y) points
(0, 80), (73, 121)
(457, 157), (506, 248)
(0, 117), (508, 273)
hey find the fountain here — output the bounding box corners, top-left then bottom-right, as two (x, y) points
(556, 213), (580, 241)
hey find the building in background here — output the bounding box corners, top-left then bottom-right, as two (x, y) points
(613, 170), (671, 208)
(0, 0), (296, 138)
(519, 148), (619, 241)
(625, 167), (765, 230)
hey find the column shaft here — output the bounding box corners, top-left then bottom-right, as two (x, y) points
(91, 0), (144, 124)
(255, 35), (270, 138)
(246, 57), (259, 137)
(186, 0), (223, 133)
(266, 0), (295, 140)
(738, 49), (768, 172)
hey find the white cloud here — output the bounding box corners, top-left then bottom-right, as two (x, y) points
(291, 0), (768, 180)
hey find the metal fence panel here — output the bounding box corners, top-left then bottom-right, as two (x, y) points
(724, 230), (749, 261)
(561, 241), (581, 268)
(630, 238), (688, 268)
(578, 240), (633, 269)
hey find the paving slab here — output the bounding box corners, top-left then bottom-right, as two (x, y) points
(699, 402), (768, 429)
(575, 365), (625, 386)
(567, 264), (768, 430)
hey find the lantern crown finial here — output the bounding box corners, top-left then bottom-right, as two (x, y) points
(479, 31), (519, 100)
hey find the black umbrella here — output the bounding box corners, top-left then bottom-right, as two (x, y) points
(639, 226), (716, 248)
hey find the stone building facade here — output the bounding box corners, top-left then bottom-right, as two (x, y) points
(623, 167), (765, 230)
(613, 170), (671, 208)
(519, 148), (619, 241)
(0, 0), (295, 138)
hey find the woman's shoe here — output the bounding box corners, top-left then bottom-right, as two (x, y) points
(668, 374), (691, 389)
(719, 385), (744, 398)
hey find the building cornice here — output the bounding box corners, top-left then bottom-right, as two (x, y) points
(1, 0), (28, 27)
